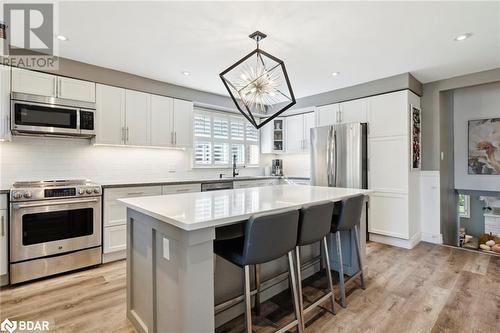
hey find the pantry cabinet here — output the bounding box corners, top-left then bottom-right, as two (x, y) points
(11, 67), (96, 102)
(95, 84), (193, 148)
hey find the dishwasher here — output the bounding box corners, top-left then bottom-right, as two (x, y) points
(201, 181), (245, 240)
(201, 181), (233, 192)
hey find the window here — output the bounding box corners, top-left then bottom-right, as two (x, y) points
(458, 194), (470, 218)
(193, 109), (260, 168)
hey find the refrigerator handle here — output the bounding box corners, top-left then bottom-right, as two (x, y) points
(333, 131), (337, 186)
(326, 127), (336, 187)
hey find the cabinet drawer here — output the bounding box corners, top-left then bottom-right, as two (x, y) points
(103, 225), (126, 254)
(104, 186), (162, 202)
(104, 186), (161, 227)
(162, 183), (201, 195)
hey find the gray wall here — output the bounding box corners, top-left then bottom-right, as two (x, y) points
(421, 68), (500, 171)
(420, 67), (500, 245)
(290, 73), (422, 109)
(453, 82), (500, 191)
(17, 56), (237, 110)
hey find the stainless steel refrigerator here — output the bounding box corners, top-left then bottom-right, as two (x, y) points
(310, 123), (367, 189)
(310, 122), (368, 277)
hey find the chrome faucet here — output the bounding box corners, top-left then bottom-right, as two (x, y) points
(232, 154), (239, 178)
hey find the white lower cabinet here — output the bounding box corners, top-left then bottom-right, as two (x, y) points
(104, 225), (127, 254)
(103, 186), (161, 261)
(368, 192), (409, 239)
(103, 184), (201, 262)
(0, 195), (8, 285)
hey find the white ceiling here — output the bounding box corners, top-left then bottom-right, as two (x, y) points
(58, 1), (500, 99)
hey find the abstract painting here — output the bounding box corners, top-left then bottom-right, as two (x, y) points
(410, 105), (421, 170)
(468, 118), (500, 175)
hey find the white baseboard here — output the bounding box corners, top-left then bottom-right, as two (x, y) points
(369, 232), (421, 249)
(102, 250), (126, 263)
(421, 232), (443, 244)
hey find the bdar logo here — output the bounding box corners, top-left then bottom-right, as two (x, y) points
(0, 319), (17, 333)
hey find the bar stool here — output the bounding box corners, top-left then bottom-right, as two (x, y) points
(295, 201), (337, 331)
(214, 209), (303, 333)
(331, 195), (366, 308)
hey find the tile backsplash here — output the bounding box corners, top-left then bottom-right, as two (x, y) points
(0, 136), (263, 189)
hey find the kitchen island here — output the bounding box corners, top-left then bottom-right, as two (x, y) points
(119, 185), (371, 333)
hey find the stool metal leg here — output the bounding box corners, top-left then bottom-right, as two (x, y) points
(295, 247), (305, 332)
(354, 225), (366, 290)
(287, 251), (304, 333)
(322, 236), (337, 315)
(335, 231), (346, 308)
(243, 265), (253, 333)
(254, 264), (261, 315)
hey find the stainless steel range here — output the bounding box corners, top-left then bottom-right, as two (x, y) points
(10, 179), (102, 284)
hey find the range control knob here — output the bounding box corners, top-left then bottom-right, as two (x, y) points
(12, 192), (23, 199)
(78, 188), (85, 195)
(86, 188), (93, 194)
(23, 191), (32, 199)
(93, 188), (100, 194)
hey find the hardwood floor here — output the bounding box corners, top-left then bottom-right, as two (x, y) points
(1, 242), (498, 333)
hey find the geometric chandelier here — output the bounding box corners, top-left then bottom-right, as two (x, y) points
(220, 31), (296, 129)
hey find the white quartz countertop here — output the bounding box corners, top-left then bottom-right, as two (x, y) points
(118, 185), (372, 231)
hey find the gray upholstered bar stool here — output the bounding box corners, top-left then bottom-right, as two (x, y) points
(214, 209), (303, 333)
(331, 195), (366, 308)
(295, 201), (337, 331)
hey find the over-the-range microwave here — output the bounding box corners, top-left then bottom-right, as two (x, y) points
(11, 92), (96, 138)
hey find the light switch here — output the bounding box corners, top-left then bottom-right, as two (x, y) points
(163, 237), (170, 260)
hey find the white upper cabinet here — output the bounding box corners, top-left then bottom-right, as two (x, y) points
(57, 76), (96, 102)
(285, 114), (304, 153)
(260, 120), (274, 154)
(339, 98), (367, 123)
(368, 91), (408, 137)
(96, 84), (126, 145)
(125, 90), (151, 146)
(0, 65), (11, 141)
(303, 112), (315, 150)
(316, 103), (340, 127)
(95, 84), (193, 148)
(12, 67), (56, 97)
(150, 94), (174, 146)
(172, 99), (193, 147)
(12, 67), (96, 102)
(285, 112), (315, 153)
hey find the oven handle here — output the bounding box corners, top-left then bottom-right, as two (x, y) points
(12, 198), (99, 209)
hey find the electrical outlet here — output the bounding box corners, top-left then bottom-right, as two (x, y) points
(163, 237), (170, 260)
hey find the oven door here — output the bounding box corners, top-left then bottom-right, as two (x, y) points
(10, 197), (102, 262)
(11, 100), (80, 135)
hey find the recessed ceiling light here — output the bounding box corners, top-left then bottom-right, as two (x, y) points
(454, 33), (472, 42)
(56, 35), (68, 41)
(331, 72), (340, 77)
(182, 71), (190, 76)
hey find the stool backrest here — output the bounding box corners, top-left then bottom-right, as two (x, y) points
(242, 209), (299, 265)
(335, 195), (365, 231)
(298, 201), (335, 246)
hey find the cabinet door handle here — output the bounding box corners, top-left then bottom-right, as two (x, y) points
(54, 78), (58, 97)
(126, 127), (130, 142)
(174, 132), (177, 145)
(126, 192), (145, 196)
(176, 188), (190, 193)
(171, 132), (174, 144)
(1, 216), (4, 237)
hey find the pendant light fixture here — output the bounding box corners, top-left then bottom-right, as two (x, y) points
(220, 31), (296, 129)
